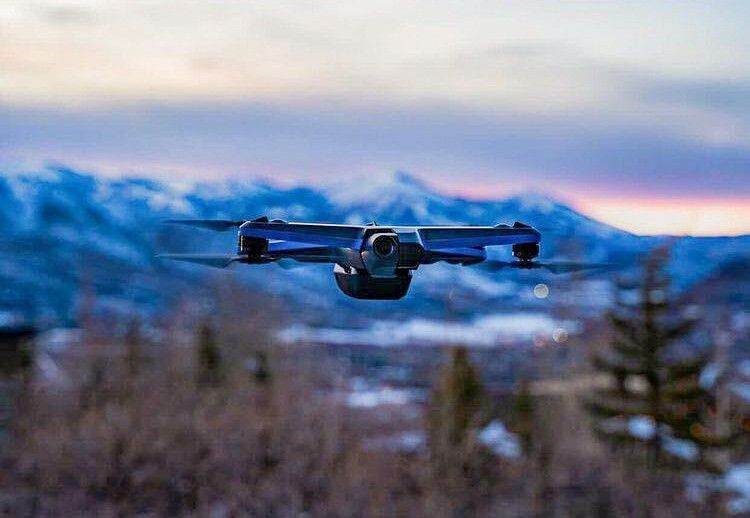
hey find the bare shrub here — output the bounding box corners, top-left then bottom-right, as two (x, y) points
(0, 323), (724, 517)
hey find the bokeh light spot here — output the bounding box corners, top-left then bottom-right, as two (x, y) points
(552, 328), (569, 343)
(533, 283), (549, 299)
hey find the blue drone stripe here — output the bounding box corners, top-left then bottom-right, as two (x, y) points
(422, 232), (539, 250)
(241, 228), (363, 249)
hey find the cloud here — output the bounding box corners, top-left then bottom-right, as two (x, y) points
(2, 1), (749, 206)
(40, 5), (96, 26)
(641, 78), (750, 114)
(2, 100), (749, 199)
(4, 1), (749, 113)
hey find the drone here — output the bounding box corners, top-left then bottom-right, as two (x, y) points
(159, 218), (605, 300)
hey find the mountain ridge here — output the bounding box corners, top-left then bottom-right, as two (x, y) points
(1, 164), (748, 326)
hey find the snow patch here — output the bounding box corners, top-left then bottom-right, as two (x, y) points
(280, 313), (578, 347)
(513, 191), (556, 215)
(730, 382), (750, 402)
(478, 420), (522, 459)
(700, 362), (723, 389)
(36, 328), (83, 352)
(726, 465), (750, 514)
(344, 377), (415, 408)
(662, 435), (699, 462)
(363, 431), (424, 453)
(627, 416), (657, 440)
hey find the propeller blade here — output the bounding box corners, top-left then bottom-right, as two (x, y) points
(474, 259), (516, 272)
(476, 259), (614, 275)
(157, 254), (244, 268)
(164, 219), (245, 232)
(275, 258), (308, 270)
(539, 262), (613, 274)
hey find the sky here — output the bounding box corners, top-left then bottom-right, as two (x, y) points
(1, 0), (750, 235)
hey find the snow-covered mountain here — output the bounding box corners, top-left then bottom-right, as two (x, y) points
(1, 165), (748, 327)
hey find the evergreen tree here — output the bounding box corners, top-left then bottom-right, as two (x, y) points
(427, 346), (486, 453)
(252, 350), (271, 385)
(588, 245), (729, 465)
(196, 322), (222, 386)
(425, 346), (492, 514)
(511, 377), (535, 457)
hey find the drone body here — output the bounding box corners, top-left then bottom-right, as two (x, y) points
(160, 218), (596, 299)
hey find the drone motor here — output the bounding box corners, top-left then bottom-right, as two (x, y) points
(512, 242), (540, 262)
(239, 235), (268, 259)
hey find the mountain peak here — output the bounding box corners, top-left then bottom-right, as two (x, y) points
(325, 170), (437, 207)
(391, 170), (428, 189)
(504, 190), (565, 215)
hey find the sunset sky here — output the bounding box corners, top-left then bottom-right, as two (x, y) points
(2, 1), (749, 235)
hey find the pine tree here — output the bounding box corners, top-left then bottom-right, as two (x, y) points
(196, 322), (222, 386)
(252, 350), (271, 385)
(427, 346), (486, 453)
(425, 346), (491, 514)
(511, 377), (535, 457)
(588, 245), (729, 465)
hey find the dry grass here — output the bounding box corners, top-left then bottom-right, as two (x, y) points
(0, 324), (727, 517)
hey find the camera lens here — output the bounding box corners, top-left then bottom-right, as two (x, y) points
(373, 236), (396, 257)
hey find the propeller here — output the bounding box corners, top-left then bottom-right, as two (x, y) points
(476, 259), (614, 275)
(274, 258), (308, 270)
(164, 219), (246, 232)
(157, 254), (245, 268)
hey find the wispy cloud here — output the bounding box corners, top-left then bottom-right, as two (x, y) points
(2, 100), (749, 198)
(2, 1), (749, 233)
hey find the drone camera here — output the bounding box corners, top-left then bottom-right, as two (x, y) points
(361, 232), (400, 277)
(373, 235), (397, 258)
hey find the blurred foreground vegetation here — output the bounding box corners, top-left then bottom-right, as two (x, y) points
(0, 253), (747, 517)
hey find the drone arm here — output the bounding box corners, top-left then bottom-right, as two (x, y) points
(421, 247), (487, 265)
(240, 222), (366, 248)
(164, 219), (245, 232)
(157, 254), (245, 268)
(265, 241), (355, 267)
(417, 226), (540, 250)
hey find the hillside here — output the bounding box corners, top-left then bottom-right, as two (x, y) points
(1, 165), (749, 331)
